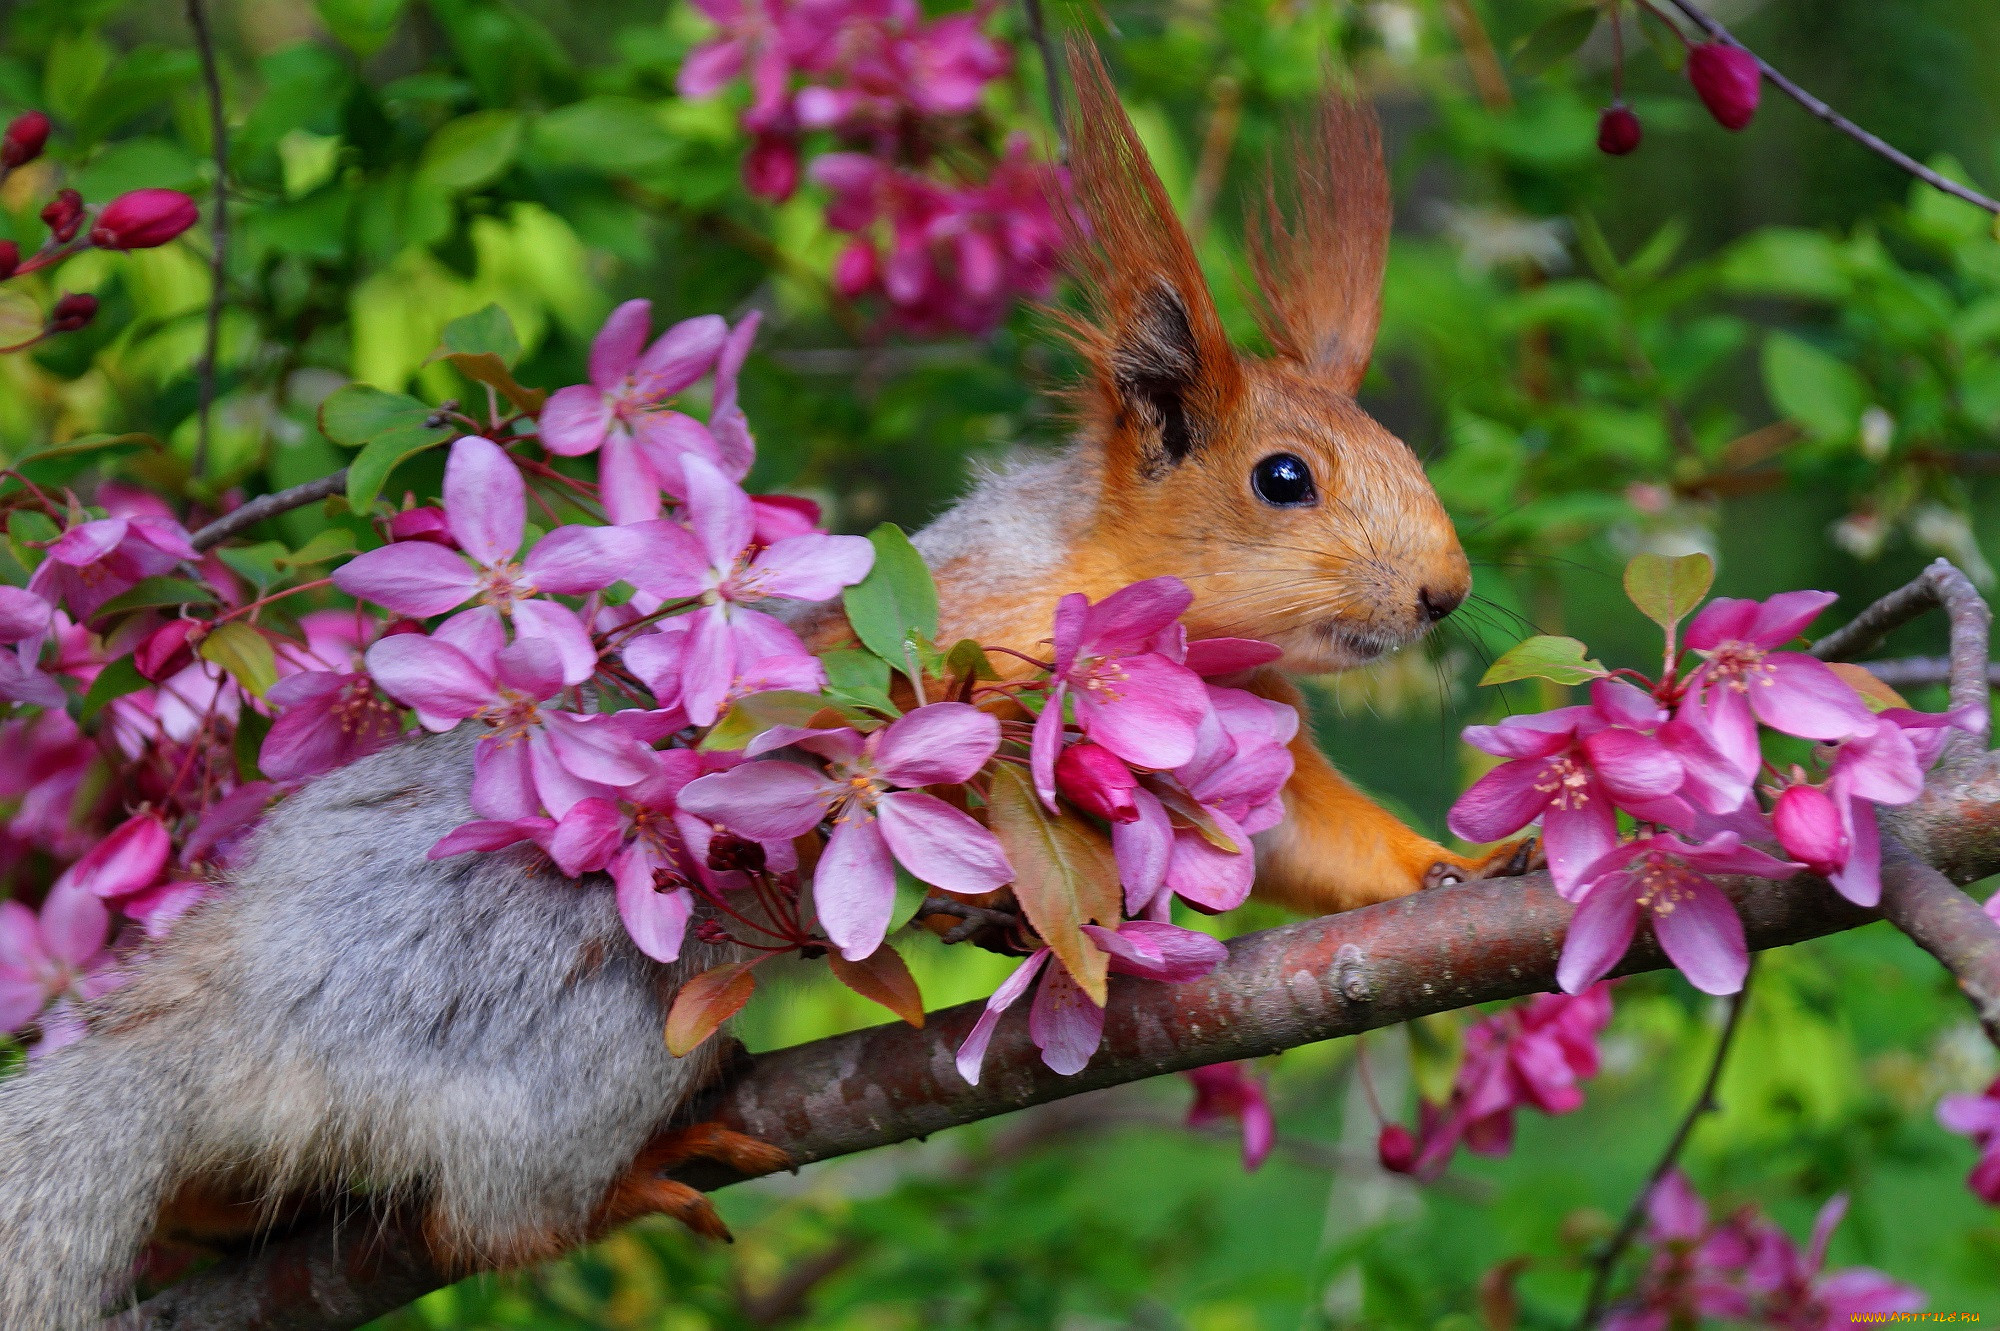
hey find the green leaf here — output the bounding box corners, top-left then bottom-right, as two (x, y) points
(1478, 635), (1609, 687)
(318, 385), (442, 448)
(889, 864), (931, 936)
(80, 655), (146, 724)
(1510, 6), (1600, 77)
(317, 0), (408, 56)
(944, 638), (998, 685)
(699, 690), (827, 751)
(1623, 552), (1714, 631)
(91, 577), (218, 621)
(11, 433), (158, 488)
(841, 524), (938, 681)
(439, 352), (547, 415)
(1639, 4), (1687, 70)
(821, 648), (901, 717)
(665, 960), (758, 1056)
(6, 511), (58, 572)
(199, 621), (280, 698)
(345, 428), (455, 513)
(215, 542), (291, 595)
(282, 528), (358, 567)
(234, 707), (272, 782)
(985, 763), (1119, 1006)
(1761, 332), (1868, 440)
(415, 109), (524, 194)
(439, 303), (522, 366)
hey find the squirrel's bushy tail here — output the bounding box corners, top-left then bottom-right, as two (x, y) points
(0, 1029), (194, 1330)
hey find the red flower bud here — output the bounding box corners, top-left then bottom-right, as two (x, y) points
(1377, 1123), (1417, 1174)
(0, 240), (18, 281)
(1596, 104), (1642, 156)
(743, 132), (800, 203)
(1054, 742), (1142, 823)
(1771, 783), (1846, 877)
(135, 619), (200, 681)
(386, 505), (457, 547)
(89, 188), (199, 251)
(41, 187), (84, 242)
(2, 110), (50, 169)
(1687, 42), (1760, 131)
(832, 239), (879, 299)
(47, 291), (97, 333)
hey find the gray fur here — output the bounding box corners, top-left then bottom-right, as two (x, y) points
(910, 445), (1097, 585)
(0, 726), (738, 1330)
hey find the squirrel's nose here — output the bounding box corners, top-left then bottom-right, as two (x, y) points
(1418, 586), (1464, 623)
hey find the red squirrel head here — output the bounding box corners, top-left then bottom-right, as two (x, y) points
(1057, 43), (1469, 673)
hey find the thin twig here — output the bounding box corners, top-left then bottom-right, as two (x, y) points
(1021, 0), (1067, 157)
(185, 0), (229, 479)
(1660, 0), (2000, 216)
(189, 470), (348, 551)
(1575, 960), (1756, 1330)
(1851, 656), (2000, 691)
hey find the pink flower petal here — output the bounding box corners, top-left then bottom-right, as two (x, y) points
(1448, 757), (1554, 844)
(1828, 792), (1881, 907)
(548, 797), (626, 876)
(877, 790), (1012, 893)
(1183, 637), (1284, 675)
(955, 948), (1049, 1085)
(678, 604), (737, 727)
(1686, 596), (1762, 651)
(874, 701), (1000, 787)
(635, 313), (728, 396)
(429, 818), (553, 858)
(39, 881), (108, 967)
(815, 815), (898, 960)
(0, 586), (51, 643)
(1544, 788), (1620, 898)
(332, 542), (478, 617)
(511, 599), (599, 686)
(470, 736), (539, 820)
(615, 847), (693, 963)
(1557, 875), (1641, 994)
(1088, 920), (1226, 982)
(1079, 577), (1194, 656)
(1164, 815), (1257, 913)
(1745, 589), (1839, 647)
(678, 760), (829, 840)
(1030, 684), (1066, 811)
(1028, 958), (1106, 1075)
(743, 533), (876, 602)
(72, 813), (170, 902)
(1113, 786), (1173, 914)
(541, 710), (654, 789)
(1651, 876), (1748, 995)
(44, 517), (128, 567)
(1461, 709), (1588, 760)
(590, 298), (652, 388)
(599, 431), (664, 527)
(1581, 727), (1684, 802)
(525, 524), (645, 595)
(365, 633), (493, 722)
(493, 637), (565, 700)
(625, 519), (713, 601)
(680, 454), (754, 573)
(1751, 653), (1875, 741)
(443, 436), (526, 569)
(1074, 654), (1207, 770)
(539, 383), (611, 457)
(631, 412), (724, 496)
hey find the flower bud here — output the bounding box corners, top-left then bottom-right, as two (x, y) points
(1772, 783), (1846, 876)
(1055, 742), (1141, 823)
(48, 291), (97, 333)
(2, 110), (50, 169)
(0, 240), (18, 281)
(1377, 1122), (1417, 1174)
(135, 619), (200, 682)
(832, 239), (879, 299)
(743, 132), (800, 203)
(41, 187), (84, 242)
(386, 505), (457, 547)
(1687, 42), (1760, 130)
(1596, 104), (1642, 156)
(89, 188), (198, 251)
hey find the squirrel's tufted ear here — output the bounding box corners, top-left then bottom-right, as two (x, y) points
(1245, 88), (1391, 395)
(1059, 40), (1241, 480)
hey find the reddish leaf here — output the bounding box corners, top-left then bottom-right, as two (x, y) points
(986, 762), (1119, 1004)
(665, 960), (758, 1056)
(828, 943), (926, 1027)
(1827, 661), (1909, 713)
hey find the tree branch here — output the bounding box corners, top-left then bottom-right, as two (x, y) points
(1878, 839), (2000, 1044)
(1659, 0), (2000, 217)
(116, 868), (1878, 1331)
(189, 471), (348, 551)
(1850, 657), (2000, 693)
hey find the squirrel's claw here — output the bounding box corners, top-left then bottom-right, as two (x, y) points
(1420, 836), (1541, 891)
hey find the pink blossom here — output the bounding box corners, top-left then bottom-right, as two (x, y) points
(621, 614), (816, 724)
(1184, 1061), (1274, 1172)
(364, 615), (655, 820)
(27, 512), (198, 621)
(627, 455), (872, 725)
(1682, 592), (1874, 776)
(69, 812), (172, 908)
(1408, 985), (1612, 1177)
(1770, 783), (1846, 878)
(0, 883), (115, 1040)
(1744, 1192), (1926, 1327)
(1817, 704), (1984, 906)
(539, 302), (760, 524)
(955, 920), (1228, 1082)
(1450, 681), (1686, 894)
(0, 585), (59, 706)
(679, 701), (1008, 959)
(1053, 742), (1140, 823)
(1558, 832), (1799, 996)
(1603, 1171), (1757, 1329)
(334, 436), (639, 683)
(1939, 1074), (2000, 1205)
(257, 612), (407, 781)
(1029, 578), (1211, 811)
(89, 188), (199, 251)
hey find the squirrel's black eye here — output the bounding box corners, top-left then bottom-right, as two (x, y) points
(1251, 453), (1318, 507)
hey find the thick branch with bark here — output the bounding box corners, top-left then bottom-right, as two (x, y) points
(115, 562), (2000, 1331)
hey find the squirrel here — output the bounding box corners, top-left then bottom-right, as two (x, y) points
(0, 43), (1525, 1330)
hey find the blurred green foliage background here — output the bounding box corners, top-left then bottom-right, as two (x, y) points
(4, 0), (2000, 1324)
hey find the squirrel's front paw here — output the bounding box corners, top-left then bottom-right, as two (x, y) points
(1420, 836), (1541, 890)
